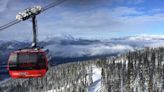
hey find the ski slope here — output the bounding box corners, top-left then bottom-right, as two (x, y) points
(47, 65), (102, 92)
(88, 65), (102, 92)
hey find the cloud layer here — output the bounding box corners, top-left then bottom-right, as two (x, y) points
(44, 34), (164, 57)
(1, 34), (164, 58)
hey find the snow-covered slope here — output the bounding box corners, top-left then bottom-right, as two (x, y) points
(46, 65), (102, 92)
(88, 65), (102, 92)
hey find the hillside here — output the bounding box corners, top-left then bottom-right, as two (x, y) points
(0, 47), (163, 92)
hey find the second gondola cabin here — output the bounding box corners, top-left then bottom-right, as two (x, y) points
(7, 49), (48, 78)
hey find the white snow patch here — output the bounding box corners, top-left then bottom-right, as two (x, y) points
(88, 65), (102, 92)
(46, 85), (69, 92)
(162, 61), (164, 65)
(0, 78), (11, 85)
(7, 45), (14, 49)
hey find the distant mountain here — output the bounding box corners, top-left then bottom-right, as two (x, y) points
(1, 34), (164, 65)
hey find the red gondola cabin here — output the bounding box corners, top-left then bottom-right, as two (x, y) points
(7, 49), (48, 78)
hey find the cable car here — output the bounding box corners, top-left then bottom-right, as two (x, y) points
(8, 49), (48, 78)
(6, 7), (50, 78)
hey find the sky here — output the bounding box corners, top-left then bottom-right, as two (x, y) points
(0, 0), (164, 41)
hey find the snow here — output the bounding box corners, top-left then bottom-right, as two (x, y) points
(46, 65), (102, 92)
(0, 78), (11, 85)
(88, 65), (102, 92)
(46, 87), (65, 92)
(7, 45), (14, 49)
(162, 61), (164, 65)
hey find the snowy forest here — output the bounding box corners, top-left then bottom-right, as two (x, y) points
(0, 47), (164, 92)
(1, 0), (164, 92)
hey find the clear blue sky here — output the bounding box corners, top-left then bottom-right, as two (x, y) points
(0, 0), (164, 41)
